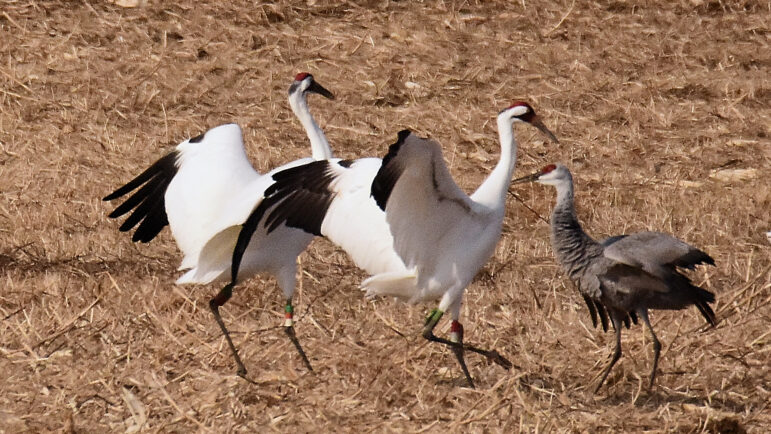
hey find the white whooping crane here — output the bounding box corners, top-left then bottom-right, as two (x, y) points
(103, 73), (335, 377)
(232, 102), (558, 387)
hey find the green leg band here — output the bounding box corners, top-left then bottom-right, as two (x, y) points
(424, 308), (444, 326)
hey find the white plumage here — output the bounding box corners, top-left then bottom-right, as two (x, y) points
(239, 102), (558, 387)
(361, 103), (557, 387)
(104, 73), (335, 377)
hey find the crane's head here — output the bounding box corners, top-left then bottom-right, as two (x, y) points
(511, 163), (571, 186)
(499, 102), (559, 143)
(289, 72), (335, 100)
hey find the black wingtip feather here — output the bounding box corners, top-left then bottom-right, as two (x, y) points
(582, 295), (599, 329)
(595, 300), (609, 332)
(690, 285), (717, 326)
(371, 129), (412, 211)
(104, 151), (178, 243)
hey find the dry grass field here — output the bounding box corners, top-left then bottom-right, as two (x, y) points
(1, 0), (769, 432)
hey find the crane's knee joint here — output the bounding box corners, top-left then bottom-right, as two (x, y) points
(211, 283), (234, 309)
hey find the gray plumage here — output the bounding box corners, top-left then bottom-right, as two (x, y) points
(512, 164), (717, 392)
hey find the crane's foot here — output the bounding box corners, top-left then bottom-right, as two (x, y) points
(449, 320), (475, 388)
(450, 341), (475, 389)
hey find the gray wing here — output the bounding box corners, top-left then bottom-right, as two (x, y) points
(602, 231), (714, 278)
(577, 258), (642, 331)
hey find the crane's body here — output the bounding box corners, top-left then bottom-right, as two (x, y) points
(512, 164), (717, 392)
(237, 103), (558, 387)
(103, 73), (335, 377)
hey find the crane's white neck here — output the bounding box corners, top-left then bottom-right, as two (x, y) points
(470, 114), (518, 210)
(289, 90), (333, 160)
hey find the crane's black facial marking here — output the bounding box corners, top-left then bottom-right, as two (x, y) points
(338, 159), (353, 168)
(512, 102), (535, 122)
(288, 81), (301, 96)
(103, 151), (179, 243)
(189, 132), (206, 143)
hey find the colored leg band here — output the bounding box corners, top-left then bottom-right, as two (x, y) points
(284, 303), (294, 327)
(450, 320), (462, 343)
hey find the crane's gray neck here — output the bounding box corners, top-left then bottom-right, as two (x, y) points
(288, 90), (333, 160)
(550, 177), (602, 280)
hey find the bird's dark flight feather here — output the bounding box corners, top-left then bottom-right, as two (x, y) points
(103, 151), (178, 243)
(371, 130), (412, 211)
(227, 160), (340, 285)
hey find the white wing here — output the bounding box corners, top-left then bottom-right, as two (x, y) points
(244, 158), (409, 277)
(164, 124), (262, 269)
(104, 123), (261, 267)
(319, 158), (408, 276)
(178, 156), (316, 284)
(371, 131), (482, 282)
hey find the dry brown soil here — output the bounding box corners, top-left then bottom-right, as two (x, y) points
(1, 0), (769, 432)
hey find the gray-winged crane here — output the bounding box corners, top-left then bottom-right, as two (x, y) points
(511, 164), (717, 392)
(231, 102), (558, 387)
(103, 73), (334, 378)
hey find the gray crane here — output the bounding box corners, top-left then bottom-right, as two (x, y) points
(512, 164), (717, 392)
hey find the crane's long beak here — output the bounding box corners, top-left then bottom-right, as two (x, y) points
(511, 170), (542, 185)
(531, 116), (559, 144)
(308, 80), (335, 100)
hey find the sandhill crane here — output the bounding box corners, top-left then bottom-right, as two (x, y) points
(231, 102), (558, 387)
(511, 164), (717, 392)
(103, 73), (334, 377)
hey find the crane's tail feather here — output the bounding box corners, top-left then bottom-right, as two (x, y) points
(674, 248), (715, 269)
(176, 267), (226, 285)
(582, 295), (599, 329)
(688, 283), (717, 327)
(595, 300), (609, 332)
(175, 226), (239, 285)
(360, 271), (419, 301)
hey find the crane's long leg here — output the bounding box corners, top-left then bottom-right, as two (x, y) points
(422, 309), (513, 388)
(639, 310), (661, 389)
(209, 283), (248, 377)
(423, 309), (512, 368)
(594, 315), (623, 393)
(283, 300), (313, 372)
(423, 308), (474, 388)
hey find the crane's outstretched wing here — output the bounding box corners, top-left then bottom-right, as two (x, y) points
(371, 130), (477, 273)
(235, 157), (408, 278)
(103, 151), (178, 243)
(104, 124), (263, 270)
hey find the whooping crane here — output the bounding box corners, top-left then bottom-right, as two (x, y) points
(103, 73), (335, 378)
(231, 102), (558, 387)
